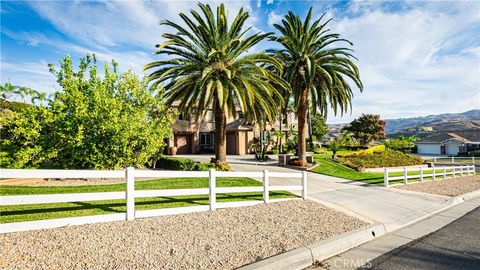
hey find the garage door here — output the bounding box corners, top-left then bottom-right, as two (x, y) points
(174, 135), (192, 154)
(226, 132), (237, 155)
(417, 144), (441, 155)
(445, 144), (459, 156)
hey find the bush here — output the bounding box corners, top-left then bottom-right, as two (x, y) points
(155, 156), (196, 171)
(338, 145), (385, 158)
(338, 149), (423, 170)
(213, 161), (232, 171)
(194, 162), (212, 171)
(314, 147), (328, 154)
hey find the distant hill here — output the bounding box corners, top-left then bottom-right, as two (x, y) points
(325, 110), (480, 140)
(385, 109), (480, 138)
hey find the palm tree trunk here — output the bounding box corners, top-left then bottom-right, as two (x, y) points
(214, 100), (227, 163)
(297, 87), (308, 165)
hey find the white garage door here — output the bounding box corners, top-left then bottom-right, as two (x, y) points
(445, 144), (460, 156)
(417, 144), (441, 155)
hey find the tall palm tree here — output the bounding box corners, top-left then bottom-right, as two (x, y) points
(144, 3), (288, 162)
(271, 8), (363, 164)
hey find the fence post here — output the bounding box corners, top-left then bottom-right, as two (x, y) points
(263, 170), (269, 204)
(460, 166), (464, 177)
(302, 171), (308, 200)
(473, 157), (475, 165)
(452, 166), (456, 177)
(420, 167), (424, 182)
(443, 166), (447, 179)
(434, 157), (437, 163)
(433, 164), (437, 180)
(126, 167), (135, 221)
(403, 167), (407, 184)
(451, 157), (454, 163)
(209, 169), (216, 210)
(384, 168), (389, 187)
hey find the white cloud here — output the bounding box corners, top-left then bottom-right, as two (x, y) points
(323, 1), (480, 123)
(268, 11), (282, 26)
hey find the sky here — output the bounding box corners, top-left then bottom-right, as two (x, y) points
(1, 0), (479, 124)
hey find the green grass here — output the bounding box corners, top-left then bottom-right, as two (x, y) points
(0, 177), (296, 223)
(311, 153), (456, 185)
(312, 157), (385, 184)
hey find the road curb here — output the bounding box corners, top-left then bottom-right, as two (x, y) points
(238, 223), (386, 270)
(238, 188), (480, 270)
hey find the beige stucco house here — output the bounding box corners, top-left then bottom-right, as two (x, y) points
(167, 103), (300, 155)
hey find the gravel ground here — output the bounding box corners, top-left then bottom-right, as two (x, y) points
(394, 175), (480, 197)
(0, 200), (367, 269)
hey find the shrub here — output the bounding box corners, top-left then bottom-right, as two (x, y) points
(214, 161), (232, 171)
(155, 156), (196, 171)
(314, 147), (328, 154)
(338, 149), (423, 170)
(194, 162), (212, 171)
(338, 145), (385, 158)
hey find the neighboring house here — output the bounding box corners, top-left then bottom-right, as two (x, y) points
(415, 130), (480, 156)
(167, 102), (300, 155)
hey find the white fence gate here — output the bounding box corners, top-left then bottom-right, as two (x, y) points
(0, 168), (307, 233)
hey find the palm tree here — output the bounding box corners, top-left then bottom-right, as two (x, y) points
(271, 8), (363, 164)
(144, 3), (288, 162)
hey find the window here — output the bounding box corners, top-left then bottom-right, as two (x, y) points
(178, 112), (190, 121)
(200, 132), (212, 146)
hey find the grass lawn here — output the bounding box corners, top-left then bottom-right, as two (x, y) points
(0, 177), (296, 223)
(312, 151), (455, 185)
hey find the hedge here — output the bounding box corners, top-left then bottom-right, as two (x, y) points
(339, 149), (424, 170)
(154, 156), (196, 171)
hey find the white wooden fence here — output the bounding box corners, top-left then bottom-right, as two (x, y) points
(0, 168), (307, 233)
(383, 165), (475, 187)
(433, 157), (477, 164)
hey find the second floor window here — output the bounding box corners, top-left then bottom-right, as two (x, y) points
(178, 112), (190, 121)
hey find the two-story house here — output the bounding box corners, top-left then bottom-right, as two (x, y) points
(167, 102), (255, 155)
(167, 102), (301, 155)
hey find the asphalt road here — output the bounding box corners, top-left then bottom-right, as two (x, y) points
(365, 207), (480, 270)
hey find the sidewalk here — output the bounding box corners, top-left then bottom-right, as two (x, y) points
(312, 197), (480, 269)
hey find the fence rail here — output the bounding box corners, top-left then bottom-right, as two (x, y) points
(0, 168), (306, 233)
(432, 157), (477, 164)
(383, 165), (475, 187)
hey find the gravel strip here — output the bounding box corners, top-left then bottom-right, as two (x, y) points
(0, 200), (367, 269)
(394, 175), (480, 197)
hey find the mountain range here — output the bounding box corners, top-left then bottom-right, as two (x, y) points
(326, 109), (480, 139)
(385, 109), (480, 137)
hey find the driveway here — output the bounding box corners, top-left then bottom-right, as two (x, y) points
(178, 154), (452, 224)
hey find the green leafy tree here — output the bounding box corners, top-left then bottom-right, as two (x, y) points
(270, 8), (362, 164)
(144, 3), (288, 163)
(1, 55), (174, 169)
(385, 135), (420, 152)
(311, 114), (328, 142)
(328, 133), (351, 159)
(343, 114), (386, 147)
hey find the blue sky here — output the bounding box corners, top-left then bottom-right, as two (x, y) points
(1, 0), (479, 123)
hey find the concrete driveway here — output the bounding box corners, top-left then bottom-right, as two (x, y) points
(177, 154), (451, 225)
